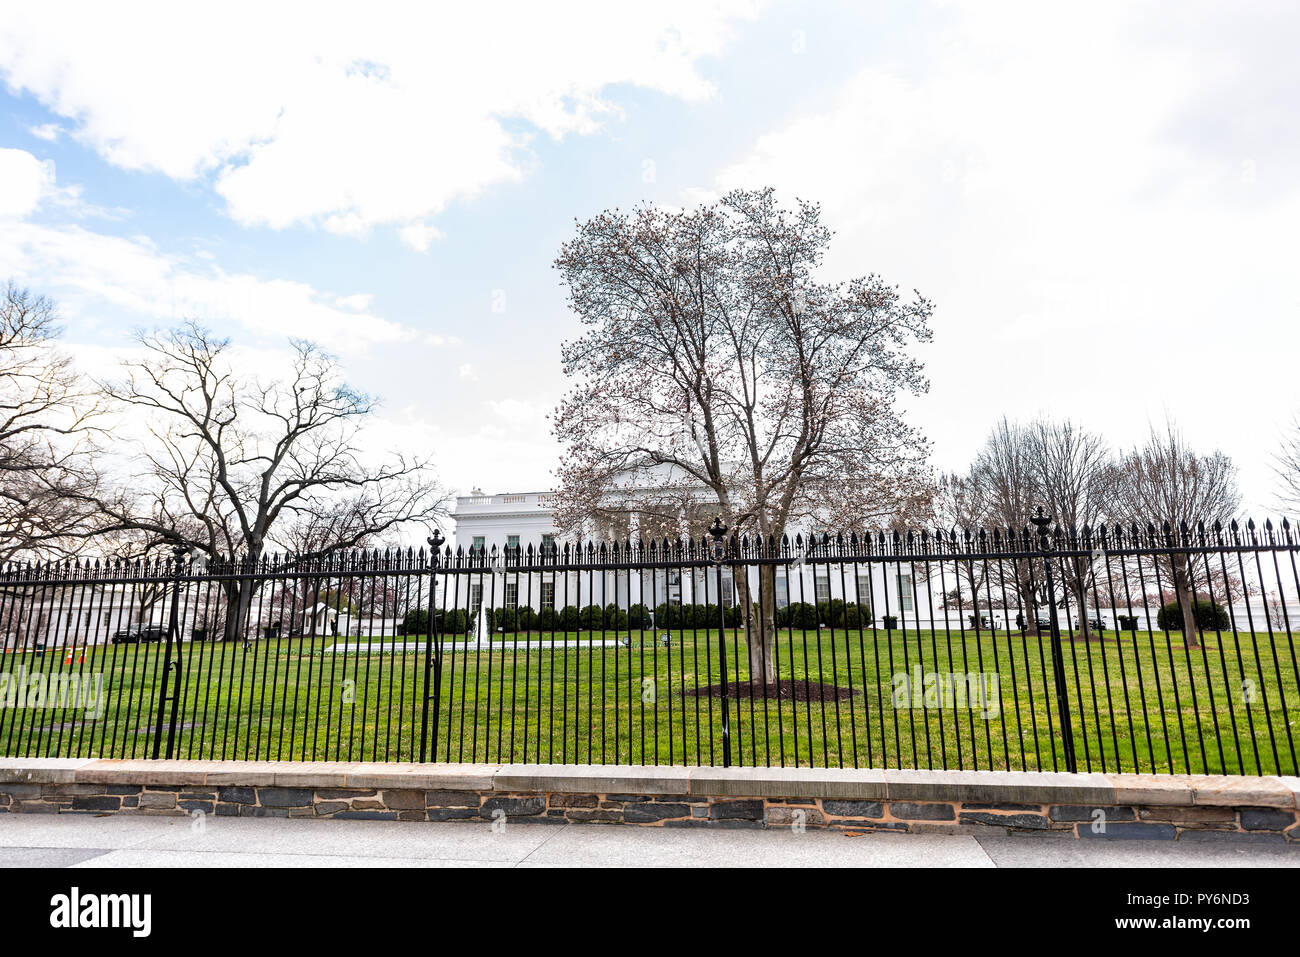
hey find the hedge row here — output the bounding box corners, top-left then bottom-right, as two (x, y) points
(401, 600), (875, 635)
(398, 600), (1228, 637)
(775, 600), (870, 629)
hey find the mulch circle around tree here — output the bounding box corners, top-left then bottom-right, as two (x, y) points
(685, 679), (859, 702)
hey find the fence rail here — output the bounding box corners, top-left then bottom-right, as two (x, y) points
(1, 514), (1297, 775)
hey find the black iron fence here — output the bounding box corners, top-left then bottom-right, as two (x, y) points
(1, 514), (1298, 776)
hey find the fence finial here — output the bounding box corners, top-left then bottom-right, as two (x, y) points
(707, 514), (728, 564)
(1029, 505), (1052, 548)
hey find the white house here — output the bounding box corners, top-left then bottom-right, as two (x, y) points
(447, 486), (1299, 633)
(448, 485), (929, 626)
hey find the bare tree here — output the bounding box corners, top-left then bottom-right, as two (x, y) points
(275, 496), (397, 557)
(968, 418), (1044, 631)
(929, 470), (992, 615)
(85, 323), (449, 640)
(1027, 418), (1113, 638)
(1110, 419), (1241, 647)
(0, 282), (106, 562)
(553, 188), (932, 683)
(1273, 414), (1300, 512)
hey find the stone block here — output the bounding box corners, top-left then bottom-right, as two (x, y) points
(256, 787), (314, 808)
(822, 800), (884, 818)
(1239, 807), (1296, 831)
(708, 799), (765, 821)
(888, 802), (956, 821)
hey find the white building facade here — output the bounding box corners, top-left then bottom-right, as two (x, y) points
(449, 488), (930, 626)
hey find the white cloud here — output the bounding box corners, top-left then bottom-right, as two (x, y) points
(0, 152), (416, 352)
(711, 0), (1300, 510)
(458, 363), (478, 381)
(334, 293), (374, 312)
(4, 221), (416, 351)
(424, 333), (462, 347)
(27, 122), (63, 141)
(487, 397), (550, 429)
(398, 222), (443, 253)
(0, 147), (55, 217)
(0, 2), (760, 242)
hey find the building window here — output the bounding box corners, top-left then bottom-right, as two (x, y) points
(857, 576), (871, 607)
(775, 574), (789, 609)
(505, 581), (518, 610)
(815, 570), (831, 605)
(507, 534), (520, 554)
(541, 534), (555, 554)
(668, 570), (681, 603)
(472, 536), (485, 555)
(541, 580), (555, 610)
(469, 582), (483, 613)
(897, 572), (914, 613)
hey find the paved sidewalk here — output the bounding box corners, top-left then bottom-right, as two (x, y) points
(2, 815), (1299, 867)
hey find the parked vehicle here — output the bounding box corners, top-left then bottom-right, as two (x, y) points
(111, 625), (168, 644)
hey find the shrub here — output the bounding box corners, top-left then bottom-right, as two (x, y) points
(559, 605), (581, 631)
(779, 602), (819, 629)
(882, 614), (899, 629)
(406, 607), (477, 637)
(579, 604), (604, 631)
(1157, 599), (1229, 633)
(487, 606), (537, 634)
(824, 599), (869, 628)
(627, 603), (652, 629)
(654, 603), (683, 628)
(599, 602), (627, 630)
(1116, 614), (1139, 631)
(649, 602), (742, 629)
(401, 607), (429, 636)
(441, 608), (472, 636)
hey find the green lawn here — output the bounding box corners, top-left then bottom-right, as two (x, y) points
(2, 626), (1296, 774)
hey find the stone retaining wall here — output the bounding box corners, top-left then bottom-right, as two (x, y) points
(2, 759), (1298, 842)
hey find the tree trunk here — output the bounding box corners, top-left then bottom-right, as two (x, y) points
(736, 568), (777, 685)
(1072, 556), (1093, 640)
(222, 578), (256, 643)
(1172, 554), (1200, 649)
(1016, 560), (1045, 637)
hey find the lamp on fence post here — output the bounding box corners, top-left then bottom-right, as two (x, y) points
(420, 529), (445, 764)
(1030, 507), (1077, 774)
(707, 515), (732, 767)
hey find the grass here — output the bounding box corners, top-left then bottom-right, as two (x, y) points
(2, 626), (1297, 775)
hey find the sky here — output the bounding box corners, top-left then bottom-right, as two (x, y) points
(1, 0), (1297, 523)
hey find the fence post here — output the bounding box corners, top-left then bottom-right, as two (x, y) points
(151, 543), (189, 760)
(708, 517), (732, 767)
(419, 530), (445, 764)
(1031, 507), (1077, 774)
